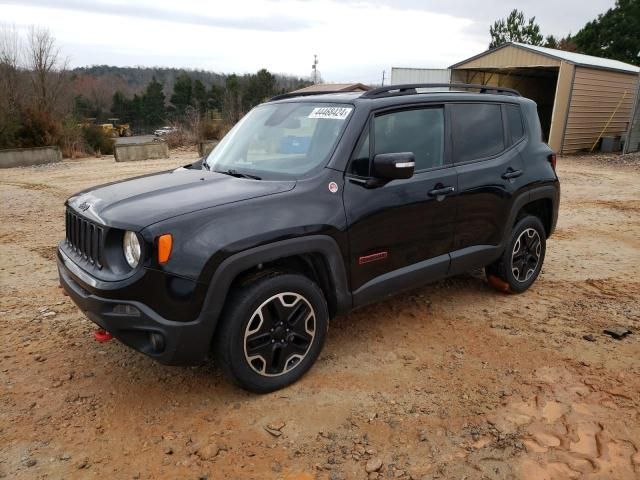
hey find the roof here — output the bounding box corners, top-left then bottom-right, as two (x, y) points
(450, 42), (640, 74)
(292, 83), (372, 93)
(272, 91), (532, 110)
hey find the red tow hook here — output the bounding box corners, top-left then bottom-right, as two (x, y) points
(94, 329), (113, 343)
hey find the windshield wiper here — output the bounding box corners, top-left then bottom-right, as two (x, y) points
(215, 169), (261, 180)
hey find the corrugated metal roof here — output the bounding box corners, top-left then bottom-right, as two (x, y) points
(451, 42), (639, 74)
(292, 83), (371, 93)
(390, 68), (451, 85)
(511, 43), (639, 74)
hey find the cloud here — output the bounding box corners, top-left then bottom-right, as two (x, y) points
(335, 0), (615, 36)
(0, 0), (312, 32)
(0, 0), (618, 82)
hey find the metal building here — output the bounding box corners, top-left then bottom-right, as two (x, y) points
(449, 42), (640, 154)
(625, 82), (640, 153)
(390, 68), (451, 85)
(292, 83), (371, 94)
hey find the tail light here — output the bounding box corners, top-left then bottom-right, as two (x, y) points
(548, 153), (557, 171)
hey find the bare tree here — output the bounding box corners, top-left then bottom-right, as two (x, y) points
(0, 25), (22, 104)
(25, 26), (69, 114)
(0, 24), (24, 145)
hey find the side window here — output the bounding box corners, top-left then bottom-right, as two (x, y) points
(374, 107), (444, 171)
(506, 104), (525, 144)
(451, 104), (505, 163)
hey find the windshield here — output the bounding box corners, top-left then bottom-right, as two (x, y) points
(204, 102), (353, 179)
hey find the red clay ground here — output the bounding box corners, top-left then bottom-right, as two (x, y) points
(1, 152), (639, 479)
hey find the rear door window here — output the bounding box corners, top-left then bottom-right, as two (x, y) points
(451, 104), (505, 163)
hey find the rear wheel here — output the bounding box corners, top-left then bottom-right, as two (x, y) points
(214, 273), (329, 393)
(486, 215), (546, 293)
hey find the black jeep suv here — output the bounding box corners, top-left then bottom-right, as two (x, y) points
(58, 83), (559, 392)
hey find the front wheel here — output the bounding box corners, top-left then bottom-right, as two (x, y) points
(486, 215), (546, 293)
(213, 273), (329, 393)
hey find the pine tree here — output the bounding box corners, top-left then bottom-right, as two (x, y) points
(489, 10), (544, 48)
(170, 73), (193, 117)
(193, 79), (208, 115)
(573, 0), (640, 65)
(142, 77), (165, 128)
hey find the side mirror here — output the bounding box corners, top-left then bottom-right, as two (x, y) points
(372, 152), (415, 180)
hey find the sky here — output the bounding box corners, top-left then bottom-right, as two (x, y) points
(0, 0), (615, 83)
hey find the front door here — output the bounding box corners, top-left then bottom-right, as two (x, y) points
(343, 105), (457, 305)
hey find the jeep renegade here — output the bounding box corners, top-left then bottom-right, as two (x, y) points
(58, 83), (560, 392)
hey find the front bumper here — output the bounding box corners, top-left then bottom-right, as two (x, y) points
(58, 250), (214, 366)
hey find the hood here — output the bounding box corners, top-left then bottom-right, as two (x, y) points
(66, 169), (296, 230)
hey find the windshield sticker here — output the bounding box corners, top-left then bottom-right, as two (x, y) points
(308, 107), (352, 120)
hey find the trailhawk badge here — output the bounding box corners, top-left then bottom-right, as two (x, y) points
(328, 182), (339, 193)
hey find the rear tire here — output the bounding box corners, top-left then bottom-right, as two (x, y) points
(486, 215), (546, 293)
(213, 273), (329, 393)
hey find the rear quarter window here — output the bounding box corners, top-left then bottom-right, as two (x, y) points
(451, 103), (505, 163)
(506, 104), (525, 144)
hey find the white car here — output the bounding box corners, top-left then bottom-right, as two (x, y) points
(154, 126), (178, 136)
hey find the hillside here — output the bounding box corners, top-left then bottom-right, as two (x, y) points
(70, 65), (309, 96)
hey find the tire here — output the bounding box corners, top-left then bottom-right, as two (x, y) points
(486, 215), (546, 293)
(213, 273), (329, 393)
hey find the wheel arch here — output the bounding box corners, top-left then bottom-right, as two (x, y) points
(507, 185), (559, 241)
(199, 236), (351, 344)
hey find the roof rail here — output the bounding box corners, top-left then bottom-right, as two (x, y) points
(268, 90), (355, 102)
(361, 83), (521, 98)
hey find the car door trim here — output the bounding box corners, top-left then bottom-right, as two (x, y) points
(352, 253), (450, 308)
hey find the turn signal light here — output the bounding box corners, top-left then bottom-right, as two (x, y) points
(157, 234), (173, 264)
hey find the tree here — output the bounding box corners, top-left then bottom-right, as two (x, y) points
(489, 9), (544, 48)
(544, 35), (558, 49)
(543, 34), (579, 52)
(224, 74), (242, 124)
(170, 73), (192, 117)
(0, 25), (23, 147)
(572, 0), (640, 65)
(207, 84), (225, 112)
(193, 79), (208, 114)
(25, 26), (69, 115)
(72, 73), (125, 120)
(243, 68), (276, 111)
(111, 90), (141, 125)
(141, 77), (165, 128)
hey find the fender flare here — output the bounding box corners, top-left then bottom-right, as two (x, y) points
(197, 235), (351, 339)
(503, 184), (559, 243)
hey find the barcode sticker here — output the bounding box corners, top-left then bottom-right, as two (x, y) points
(308, 107), (352, 120)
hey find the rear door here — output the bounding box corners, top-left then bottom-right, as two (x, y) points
(344, 104), (458, 303)
(449, 102), (527, 275)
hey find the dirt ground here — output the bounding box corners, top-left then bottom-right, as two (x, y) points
(1, 151), (639, 480)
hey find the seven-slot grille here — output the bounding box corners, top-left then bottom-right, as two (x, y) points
(65, 208), (104, 268)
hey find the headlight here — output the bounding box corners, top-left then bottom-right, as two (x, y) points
(123, 231), (141, 268)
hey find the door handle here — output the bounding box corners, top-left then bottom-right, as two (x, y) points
(502, 169), (523, 180)
(428, 186), (455, 197)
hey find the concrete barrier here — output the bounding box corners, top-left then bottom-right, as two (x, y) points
(198, 140), (219, 157)
(0, 146), (62, 168)
(114, 141), (169, 162)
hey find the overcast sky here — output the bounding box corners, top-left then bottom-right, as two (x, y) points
(1, 0), (615, 83)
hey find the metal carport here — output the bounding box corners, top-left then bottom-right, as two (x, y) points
(450, 42), (640, 154)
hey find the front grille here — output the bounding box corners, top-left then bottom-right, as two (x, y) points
(65, 209), (104, 268)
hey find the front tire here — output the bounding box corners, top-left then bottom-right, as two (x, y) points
(213, 273), (329, 393)
(486, 215), (546, 293)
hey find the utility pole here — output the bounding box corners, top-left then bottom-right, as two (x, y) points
(311, 54), (319, 84)
(381, 70), (386, 86)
